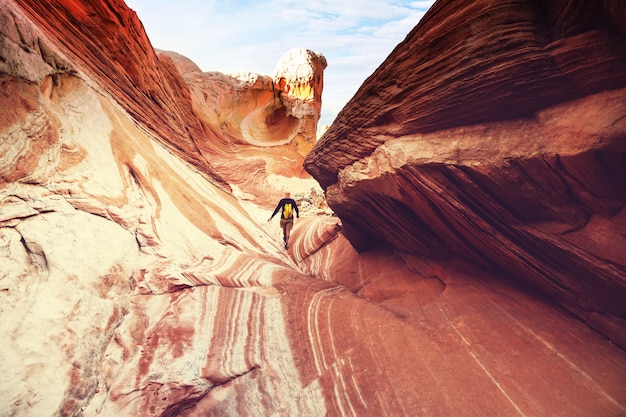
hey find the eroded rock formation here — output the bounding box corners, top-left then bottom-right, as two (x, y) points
(274, 48), (327, 157)
(165, 47), (327, 205)
(304, 0), (626, 350)
(9, 0), (325, 208)
(1, 0), (625, 416)
(289, 216), (626, 416)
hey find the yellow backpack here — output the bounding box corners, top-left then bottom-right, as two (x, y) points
(283, 203), (293, 219)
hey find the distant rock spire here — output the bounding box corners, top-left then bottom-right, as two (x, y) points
(274, 48), (327, 156)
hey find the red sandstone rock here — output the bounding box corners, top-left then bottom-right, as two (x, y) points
(305, 0), (626, 188)
(2, 0), (625, 416)
(287, 217), (626, 417)
(12, 0), (325, 206)
(304, 0), (626, 349)
(164, 48), (326, 207)
(11, 0), (231, 189)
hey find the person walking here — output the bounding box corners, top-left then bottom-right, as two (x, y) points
(268, 192), (299, 249)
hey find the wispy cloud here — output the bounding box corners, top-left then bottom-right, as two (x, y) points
(125, 0), (434, 126)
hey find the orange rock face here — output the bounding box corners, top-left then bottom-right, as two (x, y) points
(1, 0), (625, 416)
(11, 0), (230, 188)
(12, 0), (325, 207)
(288, 217), (626, 417)
(165, 48), (327, 206)
(304, 0), (626, 350)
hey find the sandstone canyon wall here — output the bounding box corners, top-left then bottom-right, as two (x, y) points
(305, 0), (626, 350)
(9, 0), (326, 207)
(162, 47), (327, 205)
(1, 0), (625, 417)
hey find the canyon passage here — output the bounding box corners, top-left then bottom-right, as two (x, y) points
(1, 0), (625, 416)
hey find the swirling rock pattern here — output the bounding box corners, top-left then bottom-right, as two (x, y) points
(166, 49), (325, 206)
(12, 0), (325, 208)
(287, 218), (626, 416)
(1, 0), (625, 416)
(304, 0), (626, 349)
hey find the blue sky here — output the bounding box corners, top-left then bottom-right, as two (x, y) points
(125, 0), (435, 128)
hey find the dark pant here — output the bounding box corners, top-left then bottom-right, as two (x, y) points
(280, 217), (294, 241)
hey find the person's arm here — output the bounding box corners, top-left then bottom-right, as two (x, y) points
(293, 199), (300, 218)
(268, 200), (283, 221)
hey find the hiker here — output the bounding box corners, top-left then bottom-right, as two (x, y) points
(268, 192), (299, 249)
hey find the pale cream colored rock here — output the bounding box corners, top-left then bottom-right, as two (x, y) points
(0, 2), (69, 81)
(273, 48), (327, 157)
(337, 88), (626, 186)
(0, 21), (303, 414)
(273, 48), (327, 119)
(0, 190), (139, 416)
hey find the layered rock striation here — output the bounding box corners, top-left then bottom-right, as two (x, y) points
(166, 47), (327, 205)
(11, 0), (325, 207)
(304, 0), (626, 349)
(1, 0), (625, 416)
(288, 216), (626, 417)
(1, 0), (325, 415)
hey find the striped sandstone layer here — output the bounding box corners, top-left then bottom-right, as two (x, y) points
(304, 0), (626, 349)
(1, 0), (625, 416)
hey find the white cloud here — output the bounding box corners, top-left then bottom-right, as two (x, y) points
(125, 0), (435, 127)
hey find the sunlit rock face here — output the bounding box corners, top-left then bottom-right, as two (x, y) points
(0, 1), (320, 416)
(274, 48), (327, 157)
(2, 1), (626, 417)
(163, 48), (326, 207)
(8, 0), (229, 189)
(12, 0), (325, 209)
(304, 0), (626, 349)
(288, 217), (626, 416)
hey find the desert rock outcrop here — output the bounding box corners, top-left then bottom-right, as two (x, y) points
(165, 47), (327, 206)
(12, 0), (326, 207)
(304, 0), (626, 350)
(1, 0), (625, 416)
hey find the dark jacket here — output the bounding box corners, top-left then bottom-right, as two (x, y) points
(270, 198), (299, 220)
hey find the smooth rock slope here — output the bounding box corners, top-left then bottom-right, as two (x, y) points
(304, 0), (626, 350)
(1, 0), (625, 416)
